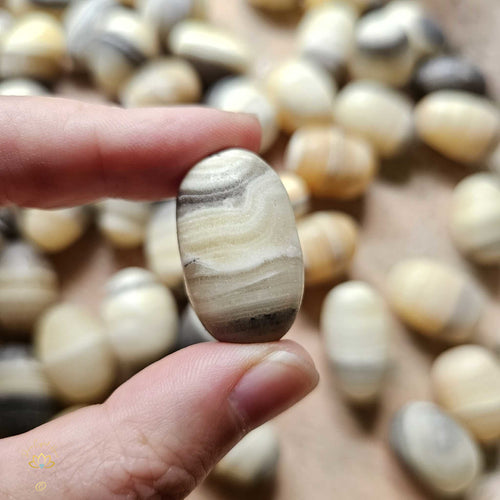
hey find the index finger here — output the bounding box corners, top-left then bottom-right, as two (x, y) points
(0, 97), (261, 208)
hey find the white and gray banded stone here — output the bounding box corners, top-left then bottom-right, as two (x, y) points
(63, 0), (117, 70)
(177, 148), (304, 343)
(321, 281), (391, 404)
(390, 401), (483, 497)
(0, 343), (57, 437)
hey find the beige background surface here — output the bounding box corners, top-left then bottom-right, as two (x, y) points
(54, 1), (500, 499)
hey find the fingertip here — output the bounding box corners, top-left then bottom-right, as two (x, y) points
(225, 111), (262, 153)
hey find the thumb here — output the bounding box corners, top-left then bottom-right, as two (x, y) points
(0, 340), (318, 499)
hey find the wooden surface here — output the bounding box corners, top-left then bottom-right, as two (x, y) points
(53, 1), (500, 499)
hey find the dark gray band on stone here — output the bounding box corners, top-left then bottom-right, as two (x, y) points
(210, 307), (298, 343)
(98, 33), (148, 66)
(357, 30), (409, 57)
(177, 168), (264, 213)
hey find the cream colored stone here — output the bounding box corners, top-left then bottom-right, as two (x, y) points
(321, 281), (391, 403)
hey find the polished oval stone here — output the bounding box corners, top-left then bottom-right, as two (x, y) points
(176, 148), (304, 343)
(145, 199), (185, 293)
(297, 1), (357, 80)
(350, 10), (415, 87)
(120, 57), (201, 107)
(450, 173), (500, 265)
(297, 211), (358, 286)
(96, 199), (151, 249)
(390, 401), (483, 497)
(285, 125), (378, 200)
(411, 56), (487, 99)
(211, 423), (280, 486)
(0, 241), (59, 334)
(321, 281), (391, 404)
(168, 20), (252, 85)
(102, 267), (178, 372)
(386, 257), (483, 343)
(384, 0), (446, 59)
(333, 80), (414, 159)
(415, 90), (500, 164)
(35, 303), (116, 404)
(19, 207), (88, 253)
(266, 58), (337, 134)
(1, 12), (66, 82)
(278, 171), (311, 219)
(87, 7), (160, 97)
(64, 0), (117, 71)
(431, 345), (500, 444)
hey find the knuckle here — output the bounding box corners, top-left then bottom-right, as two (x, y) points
(100, 407), (207, 499)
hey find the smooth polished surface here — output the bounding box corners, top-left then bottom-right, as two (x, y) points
(87, 6), (159, 97)
(278, 171), (311, 219)
(415, 90), (500, 164)
(0, 241), (58, 333)
(296, 1), (357, 80)
(97, 199), (151, 248)
(390, 401), (482, 497)
(349, 10), (415, 87)
(321, 281), (391, 404)
(53, 1), (500, 499)
(145, 199), (184, 292)
(386, 258), (483, 343)
(333, 80), (414, 158)
(168, 20), (252, 84)
(120, 57), (202, 107)
(297, 211), (358, 286)
(266, 58), (336, 134)
(285, 125), (378, 200)
(384, 0), (445, 59)
(35, 303), (116, 404)
(431, 345), (500, 443)
(19, 207), (88, 253)
(0, 12), (66, 81)
(102, 267), (178, 372)
(449, 173), (500, 264)
(177, 148), (303, 343)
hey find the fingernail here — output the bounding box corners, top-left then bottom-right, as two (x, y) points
(229, 349), (319, 430)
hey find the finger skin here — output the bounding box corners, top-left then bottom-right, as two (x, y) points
(0, 97), (261, 208)
(0, 340), (318, 500)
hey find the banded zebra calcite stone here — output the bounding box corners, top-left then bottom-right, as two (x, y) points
(176, 148), (304, 343)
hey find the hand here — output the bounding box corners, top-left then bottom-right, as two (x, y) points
(0, 97), (319, 499)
